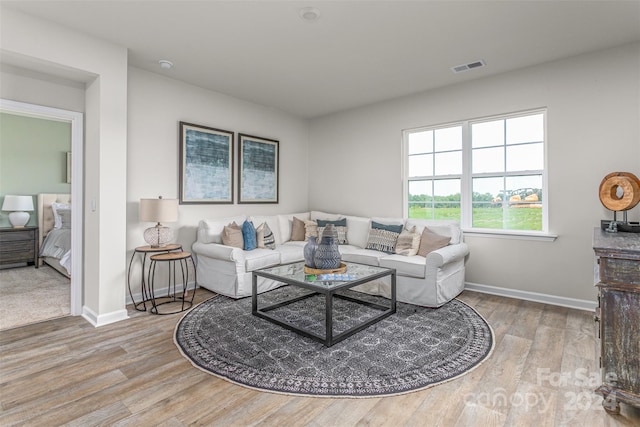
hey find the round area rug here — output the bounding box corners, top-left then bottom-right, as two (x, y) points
(175, 287), (493, 398)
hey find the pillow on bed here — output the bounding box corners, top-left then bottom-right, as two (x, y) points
(51, 203), (71, 229)
(57, 209), (72, 229)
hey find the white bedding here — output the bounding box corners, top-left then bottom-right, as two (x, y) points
(39, 228), (72, 275)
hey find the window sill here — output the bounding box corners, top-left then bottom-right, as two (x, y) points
(462, 229), (558, 242)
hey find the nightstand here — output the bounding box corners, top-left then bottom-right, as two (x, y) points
(0, 226), (39, 268)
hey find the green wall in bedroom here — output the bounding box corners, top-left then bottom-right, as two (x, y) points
(0, 112), (71, 227)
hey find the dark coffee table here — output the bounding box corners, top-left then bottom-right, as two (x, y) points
(252, 261), (396, 347)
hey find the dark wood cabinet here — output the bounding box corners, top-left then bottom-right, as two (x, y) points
(593, 228), (640, 414)
(0, 226), (39, 267)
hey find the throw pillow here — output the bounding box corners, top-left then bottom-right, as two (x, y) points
(316, 218), (348, 244)
(395, 226), (421, 256)
(304, 220), (318, 241)
(417, 227), (451, 257)
(57, 208), (72, 230)
(51, 202), (71, 229)
(256, 222), (276, 249)
(290, 216), (306, 241)
(365, 221), (403, 253)
(242, 220), (257, 250)
(222, 222), (244, 249)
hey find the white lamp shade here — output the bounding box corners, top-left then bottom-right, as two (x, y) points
(2, 195), (34, 212)
(139, 197), (178, 223)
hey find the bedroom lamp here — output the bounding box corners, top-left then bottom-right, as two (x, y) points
(139, 196), (179, 247)
(2, 195), (34, 228)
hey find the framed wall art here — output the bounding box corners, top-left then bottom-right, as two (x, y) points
(179, 121), (234, 204)
(238, 134), (279, 204)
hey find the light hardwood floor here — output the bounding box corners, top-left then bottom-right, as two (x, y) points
(1, 289), (639, 426)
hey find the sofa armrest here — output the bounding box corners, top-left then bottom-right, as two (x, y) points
(192, 241), (245, 263)
(425, 243), (469, 269)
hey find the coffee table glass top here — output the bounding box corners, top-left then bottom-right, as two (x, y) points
(256, 261), (390, 289)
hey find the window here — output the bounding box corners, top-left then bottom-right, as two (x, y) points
(404, 109), (547, 233)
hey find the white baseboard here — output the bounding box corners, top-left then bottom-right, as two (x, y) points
(464, 282), (596, 312)
(82, 305), (129, 327)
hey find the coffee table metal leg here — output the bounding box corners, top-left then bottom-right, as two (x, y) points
(326, 292), (333, 347)
(252, 273), (258, 314)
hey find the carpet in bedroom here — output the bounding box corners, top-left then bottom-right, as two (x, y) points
(0, 265), (70, 330)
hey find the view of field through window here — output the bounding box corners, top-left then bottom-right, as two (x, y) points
(407, 112), (545, 231)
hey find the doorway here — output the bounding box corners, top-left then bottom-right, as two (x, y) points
(0, 98), (84, 316)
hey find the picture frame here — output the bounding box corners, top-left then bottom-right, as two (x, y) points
(238, 134), (279, 204)
(179, 121), (234, 204)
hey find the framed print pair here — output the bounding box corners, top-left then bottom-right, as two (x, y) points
(179, 122), (279, 204)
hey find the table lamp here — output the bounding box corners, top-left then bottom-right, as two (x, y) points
(2, 195), (34, 228)
(139, 196), (179, 247)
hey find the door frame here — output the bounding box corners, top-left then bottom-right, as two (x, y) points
(1, 98), (84, 316)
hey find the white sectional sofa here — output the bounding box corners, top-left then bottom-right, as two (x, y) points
(191, 210), (470, 308)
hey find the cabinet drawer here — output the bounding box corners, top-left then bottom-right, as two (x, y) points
(0, 249), (35, 264)
(0, 230), (35, 242)
(600, 258), (640, 286)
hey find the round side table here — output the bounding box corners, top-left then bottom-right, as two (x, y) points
(148, 251), (197, 315)
(127, 244), (182, 311)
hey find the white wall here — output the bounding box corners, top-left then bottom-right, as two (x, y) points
(309, 42), (640, 303)
(127, 67), (310, 259)
(1, 8), (129, 324)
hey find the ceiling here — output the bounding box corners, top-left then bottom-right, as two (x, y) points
(2, 1), (639, 119)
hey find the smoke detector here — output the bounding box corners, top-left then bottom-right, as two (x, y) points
(451, 60), (486, 74)
(299, 7), (320, 21)
(158, 60), (174, 70)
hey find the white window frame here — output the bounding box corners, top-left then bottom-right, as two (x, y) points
(402, 108), (556, 241)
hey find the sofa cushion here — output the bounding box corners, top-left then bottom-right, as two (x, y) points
(244, 249), (281, 272)
(242, 220), (257, 250)
(277, 212), (311, 243)
(341, 248), (387, 266)
(276, 242), (305, 264)
(310, 211), (343, 221)
(405, 219), (462, 245)
(222, 222), (244, 249)
(365, 222), (403, 253)
(417, 227), (451, 257)
(395, 226), (421, 256)
(344, 215), (370, 249)
(379, 254), (426, 279)
(198, 215), (247, 244)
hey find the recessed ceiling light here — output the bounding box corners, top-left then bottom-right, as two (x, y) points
(158, 59), (174, 70)
(299, 7), (320, 22)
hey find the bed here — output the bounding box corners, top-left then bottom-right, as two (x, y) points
(37, 193), (72, 278)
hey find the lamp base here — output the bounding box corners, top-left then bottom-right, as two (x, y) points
(8, 211), (30, 228)
(143, 225), (173, 248)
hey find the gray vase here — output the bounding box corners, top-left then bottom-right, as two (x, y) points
(303, 235), (318, 268)
(314, 224), (341, 270)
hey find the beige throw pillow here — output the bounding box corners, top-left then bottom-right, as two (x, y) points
(395, 226), (421, 256)
(417, 227), (451, 257)
(291, 216), (306, 241)
(222, 222), (244, 249)
(304, 220), (318, 241)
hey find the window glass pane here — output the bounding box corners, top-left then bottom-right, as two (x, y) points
(434, 151), (462, 175)
(506, 114), (543, 145)
(408, 180), (432, 219)
(472, 177), (504, 229)
(408, 130), (433, 154)
(506, 143), (543, 172)
(505, 175), (543, 231)
(434, 126), (462, 152)
(409, 153), (433, 177)
(433, 179), (460, 220)
(472, 120), (504, 148)
(472, 147), (504, 173)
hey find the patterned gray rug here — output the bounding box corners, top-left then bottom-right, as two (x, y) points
(175, 286), (493, 398)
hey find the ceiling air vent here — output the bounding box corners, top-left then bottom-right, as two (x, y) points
(451, 60), (486, 74)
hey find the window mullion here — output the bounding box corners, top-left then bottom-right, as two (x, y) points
(461, 121), (472, 228)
